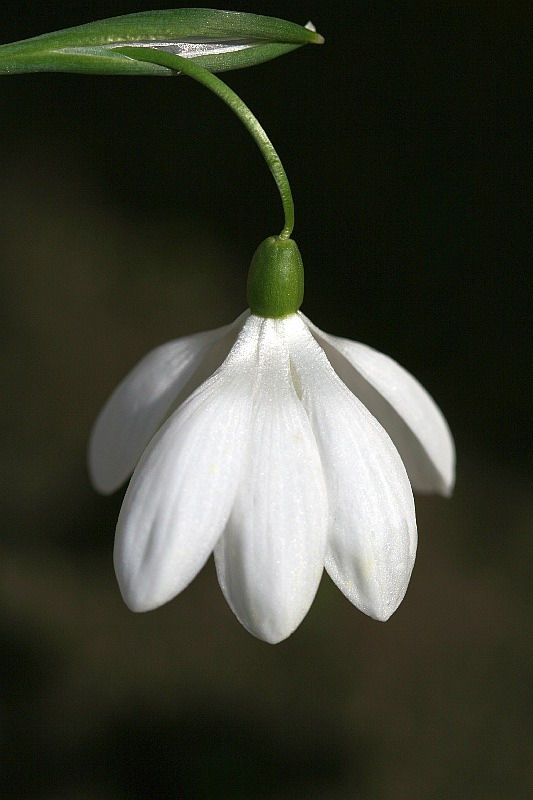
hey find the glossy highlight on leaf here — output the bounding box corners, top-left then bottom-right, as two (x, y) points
(0, 9), (323, 76)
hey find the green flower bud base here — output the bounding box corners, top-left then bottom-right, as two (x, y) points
(247, 237), (304, 318)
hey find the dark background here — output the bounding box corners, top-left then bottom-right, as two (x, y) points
(0, 2), (530, 798)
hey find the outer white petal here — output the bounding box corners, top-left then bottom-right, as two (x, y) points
(113, 315), (261, 612)
(215, 317), (328, 644)
(286, 316), (417, 621)
(302, 315), (455, 496)
(88, 312), (248, 494)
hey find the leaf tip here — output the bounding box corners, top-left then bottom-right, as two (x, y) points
(304, 21), (325, 44)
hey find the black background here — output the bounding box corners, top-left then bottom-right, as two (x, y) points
(0, 2), (531, 798)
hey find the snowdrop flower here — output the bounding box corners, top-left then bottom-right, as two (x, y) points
(89, 237), (454, 643)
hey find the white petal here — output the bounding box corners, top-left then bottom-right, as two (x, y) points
(88, 312), (248, 494)
(303, 315), (455, 496)
(215, 317), (328, 644)
(113, 316), (261, 612)
(286, 316), (417, 621)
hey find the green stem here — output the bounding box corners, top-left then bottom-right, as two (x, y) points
(115, 46), (294, 239)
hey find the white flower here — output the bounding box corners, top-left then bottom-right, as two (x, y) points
(89, 311), (454, 643)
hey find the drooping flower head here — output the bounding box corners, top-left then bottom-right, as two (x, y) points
(2, 6), (455, 643)
(89, 237), (454, 643)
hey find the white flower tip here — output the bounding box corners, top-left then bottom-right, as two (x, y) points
(119, 589), (152, 614)
(433, 419), (456, 497)
(440, 475), (455, 499)
(218, 563), (324, 645)
(114, 554), (179, 614)
(327, 539), (415, 625)
(249, 621), (298, 645)
(237, 595), (319, 643)
(87, 448), (118, 496)
(87, 420), (118, 495)
(351, 577), (411, 622)
(420, 435), (456, 498)
(367, 593), (406, 622)
(113, 556), (161, 613)
(357, 585), (409, 623)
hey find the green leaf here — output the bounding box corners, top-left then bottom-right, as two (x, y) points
(0, 9), (323, 76)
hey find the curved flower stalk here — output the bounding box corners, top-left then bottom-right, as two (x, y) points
(89, 240), (454, 644)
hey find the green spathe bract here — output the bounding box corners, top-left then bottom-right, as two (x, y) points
(247, 237), (304, 318)
(0, 8), (323, 76)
